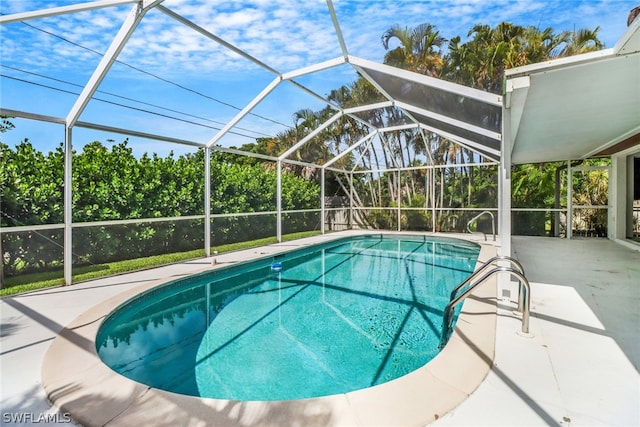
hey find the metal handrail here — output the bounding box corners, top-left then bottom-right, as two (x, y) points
(439, 266), (531, 349)
(466, 210), (495, 241)
(449, 255), (525, 302)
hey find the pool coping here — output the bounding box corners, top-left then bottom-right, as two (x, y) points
(41, 234), (498, 427)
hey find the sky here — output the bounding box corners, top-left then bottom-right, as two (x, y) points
(0, 0), (637, 156)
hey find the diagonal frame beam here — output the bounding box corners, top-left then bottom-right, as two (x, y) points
(323, 130), (378, 169)
(349, 56), (503, 106)
(157, 4), (280, 76)
(326, 0), (349, 59)
(0, 0), (137, 24)
(396, 101), (501, 141)
(418, 123), (500, 162)
(206, 76), (282, 148)
(279, 112), (343, 160)
(66, 0), (164, 127)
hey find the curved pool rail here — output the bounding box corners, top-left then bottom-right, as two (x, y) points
(41, 235), (498, 427)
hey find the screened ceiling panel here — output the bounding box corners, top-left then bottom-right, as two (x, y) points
(3, 0), (637, 173)
(359, 65), (503, 134)
(1, 0), (507, 170)
(349, 107), (413, 129)
(410, 111), (501, 156)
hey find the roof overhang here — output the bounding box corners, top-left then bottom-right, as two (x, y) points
(505, 18), (640, 164)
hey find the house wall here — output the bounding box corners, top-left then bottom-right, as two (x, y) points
(609, 147), (640, 241)
(609, 155), (626, 239)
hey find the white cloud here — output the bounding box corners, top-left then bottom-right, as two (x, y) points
(4, 0), (631, 79)
(1, 0), (635, 149)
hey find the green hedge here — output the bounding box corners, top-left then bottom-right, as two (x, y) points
(1, 140), (320, 278)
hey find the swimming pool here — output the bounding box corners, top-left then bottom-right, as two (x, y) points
(96, 234), (480, 401)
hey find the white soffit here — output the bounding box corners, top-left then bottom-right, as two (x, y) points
(614, 16), (640, 55)
(506, 21), (640, 165)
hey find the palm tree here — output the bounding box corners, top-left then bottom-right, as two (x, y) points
(556, 27), (603, 57)
(379, 23), (448, 208)
(445, 22), (603, 92)
(381, 23), (446, 77)
(517, 26), (560, 65)
(446, 23), (525, 93)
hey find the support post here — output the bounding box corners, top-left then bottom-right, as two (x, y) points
(499, 103), (512, 258)
(349, 172), (354, 229)
(554, 166), (561, 237)
(204, 146), (211, 256)
(567, 162), (573, 239)
(608, 158), (618, 240)
(277, 160), (282, 242)
(320, 168), (325, 234)
(64, 125), (73, 285)
(0, 223), (3, 289)
(431, 167), (436, 232)
(397, 170), (401, 231)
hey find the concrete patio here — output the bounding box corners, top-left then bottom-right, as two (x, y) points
(1, 233), (638, 426)
(435, 236), (639, 426)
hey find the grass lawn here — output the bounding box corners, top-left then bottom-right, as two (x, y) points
(0, 231), (322, 297)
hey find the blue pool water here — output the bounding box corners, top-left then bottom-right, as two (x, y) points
(96, 235), (479, 401)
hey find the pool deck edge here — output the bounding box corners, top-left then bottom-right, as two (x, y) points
(40, 232), (499, 427)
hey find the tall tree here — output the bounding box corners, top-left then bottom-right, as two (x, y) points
(557, 27), (603, 56)
(381, 23), (447, 77)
